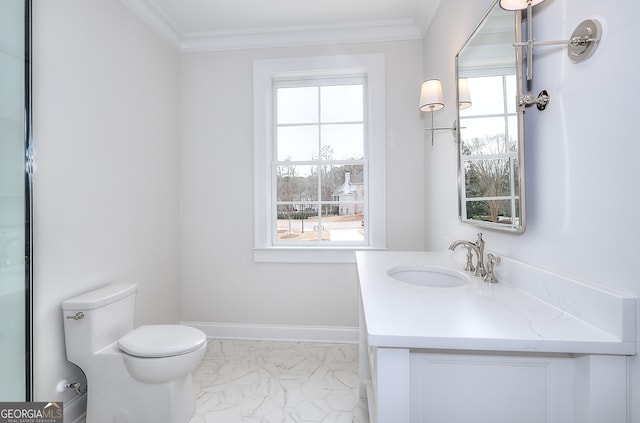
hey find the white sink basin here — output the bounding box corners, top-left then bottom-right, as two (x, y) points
(387, 265), (470, 288)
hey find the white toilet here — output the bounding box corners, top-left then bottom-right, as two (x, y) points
(62, 282), (207, 423)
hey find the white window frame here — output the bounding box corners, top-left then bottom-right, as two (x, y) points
(253, 54), (386, 263)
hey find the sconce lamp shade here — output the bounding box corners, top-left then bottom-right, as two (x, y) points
(458, 78), (472, 110)
(499, 0), (546, 10)
(419, 79), (444, 112)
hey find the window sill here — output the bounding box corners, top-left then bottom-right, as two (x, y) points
(253, 247), (387, 264)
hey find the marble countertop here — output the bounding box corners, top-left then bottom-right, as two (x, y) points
(356, 250), (636, 355)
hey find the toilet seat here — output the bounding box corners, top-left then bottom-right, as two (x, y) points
(118, 325), (206, 358)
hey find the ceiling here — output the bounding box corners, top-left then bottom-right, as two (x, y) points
(121, 0), (441, 52)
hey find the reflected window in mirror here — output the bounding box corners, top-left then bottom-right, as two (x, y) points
(459, 74), (519, 226)
(456, 0), (525, 232)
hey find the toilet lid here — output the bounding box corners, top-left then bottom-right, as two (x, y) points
(118, 325), (206, 358)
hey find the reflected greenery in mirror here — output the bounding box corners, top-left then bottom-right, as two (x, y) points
(456, 0), (525, 232)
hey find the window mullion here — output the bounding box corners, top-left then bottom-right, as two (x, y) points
(314, 86), (322, 242)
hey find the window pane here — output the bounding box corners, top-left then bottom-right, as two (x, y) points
(320, 165), (364, 202)
(275, 202), (364, 243)
(277, 87), (318, 124)
(460, 117), (508, 156)
(466, 199), (514, 225)
(321, 124), (364, 160)
(276, 165), (316, 202)
(277, 126), (318, 161)
(464, 158), (511, 198)
(507, 116), (517, 152)
(276, 209), (365, 243)
(506, 75), (517, 114)
(276, 204), (326, 241)
(461, 76), (504, 116)
(320, 85), (363, 122)
(320, 206), (366, 242)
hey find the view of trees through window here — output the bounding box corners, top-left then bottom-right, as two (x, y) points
(274, 81), (366, 243)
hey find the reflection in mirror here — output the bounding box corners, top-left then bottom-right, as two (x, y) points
(456, 0), (525, 232)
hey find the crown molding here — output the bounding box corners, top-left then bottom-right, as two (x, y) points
(121, 0), (423, 52)
(415, 0), (442, 37)
(120, 0), (182, 49)
(181, 20), (422, 52)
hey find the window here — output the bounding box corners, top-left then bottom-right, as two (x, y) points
(274, 80), (365, 244)
(253, 55), (385, 263)
(459, 74), (520, 226)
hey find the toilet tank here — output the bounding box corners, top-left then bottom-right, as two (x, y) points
(62, 283), (137, 363)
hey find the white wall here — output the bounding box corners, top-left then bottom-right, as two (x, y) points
(31, 1), (425, 405)
(32, 0), (180, 403)
(179, 41), (425, 329)
(423, 0), (640, 420)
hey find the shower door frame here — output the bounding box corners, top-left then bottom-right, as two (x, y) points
(24, 0), (33, 400)
(0, 0), (33, 401)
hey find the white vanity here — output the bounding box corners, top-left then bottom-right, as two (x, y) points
(356, 250), (636, 423)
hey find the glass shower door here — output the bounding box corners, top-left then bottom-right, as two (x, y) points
(0, 0), (31, 401)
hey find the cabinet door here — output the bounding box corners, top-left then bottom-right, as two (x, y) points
(410, 352), (573, 423)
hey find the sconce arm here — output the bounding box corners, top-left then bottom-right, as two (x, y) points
(425, 120), (459, 146)
(513, 18), (601, 80)
(514, 35), (597, 48)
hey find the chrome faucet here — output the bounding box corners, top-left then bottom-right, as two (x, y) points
(448, 233), (487, 278)
(447, 239), (476, 273)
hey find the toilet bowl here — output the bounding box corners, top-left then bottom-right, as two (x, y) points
(118, 325), (206, 383)
(62, 283), (207, 423)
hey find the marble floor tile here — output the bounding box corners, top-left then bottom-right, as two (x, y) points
(189, 339), (369, 423)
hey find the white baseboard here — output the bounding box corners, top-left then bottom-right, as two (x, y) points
(64, 393), (86, 423)
(181, 321), (359, 344)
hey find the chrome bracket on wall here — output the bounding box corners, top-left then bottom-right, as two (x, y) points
(566, 19), (602, 63)
(519, 90), (549, 111)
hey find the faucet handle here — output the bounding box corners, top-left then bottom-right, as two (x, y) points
(482, 253), (501, 283)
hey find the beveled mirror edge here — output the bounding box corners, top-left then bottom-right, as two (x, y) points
(454, 1), (527, 234)
(514, 8), (527, 233)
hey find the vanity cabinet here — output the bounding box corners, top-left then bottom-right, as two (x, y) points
(356, 250), (636, 423)
(360, 302), (629, 423)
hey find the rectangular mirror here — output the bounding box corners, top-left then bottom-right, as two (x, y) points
(456, 0), (526, 232)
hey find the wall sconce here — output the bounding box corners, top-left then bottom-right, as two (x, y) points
(419, 79), (461, 146)
(500, 0), (602, 81)
(458, 78), (472, 110)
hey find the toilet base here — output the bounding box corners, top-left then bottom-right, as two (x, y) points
(81, 345), (198, 423)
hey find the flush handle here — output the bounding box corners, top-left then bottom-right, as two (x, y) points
(66, 312), (85, 320)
